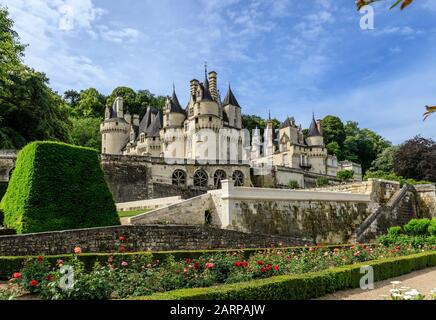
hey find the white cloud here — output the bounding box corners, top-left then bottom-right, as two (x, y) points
(99, 27), (141, 43)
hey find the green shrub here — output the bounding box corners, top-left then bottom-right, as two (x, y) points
(337, 170), (354, 182)
(428, 219), (436, 236)
(388, 226), (403, 236)
(404, 219), (431, 236)
(0, 141), (119, 234)
(316, 177), (329, 187)
(288, 180), (300, 189)
(130, 252), (436, 300)
(364, 170), (432, 186)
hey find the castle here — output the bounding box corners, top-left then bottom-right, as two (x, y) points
(100, 68), (361, 200)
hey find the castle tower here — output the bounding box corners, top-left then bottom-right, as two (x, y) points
(222, 84), (242, 129)
(163, 85), (186, 128)
(251, 126), (261, 160)
(306, 114), (324, 146)
(100, 97), (130, 155)
(264, 112), (274, 157)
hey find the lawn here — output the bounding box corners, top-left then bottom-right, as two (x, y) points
(117, 209), (150, 218)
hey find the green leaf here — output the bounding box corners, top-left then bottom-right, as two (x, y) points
(389, 0), (402, 9)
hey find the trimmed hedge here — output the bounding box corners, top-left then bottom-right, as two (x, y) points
(130, 251), (436, 300)
(0, 244), (360, 280)
(0, 141), (119, 234)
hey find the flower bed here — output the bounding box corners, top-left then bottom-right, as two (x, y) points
(132, 251), (436, 300)
(2, 242), (436, 300)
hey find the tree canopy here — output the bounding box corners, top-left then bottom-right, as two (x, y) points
(0, 7), (71, 149)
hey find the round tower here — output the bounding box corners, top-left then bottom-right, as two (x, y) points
(100, 97), (130, 155)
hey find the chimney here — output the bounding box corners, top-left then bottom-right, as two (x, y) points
(133, 114), (140, 126)
(316, 119), (323, 135)
(208, 71), (218, 102)
(190, 79), (199, 101)
(115, 96), (124, 118)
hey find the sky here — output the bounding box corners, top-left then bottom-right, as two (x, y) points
(2, 0), (436, 144)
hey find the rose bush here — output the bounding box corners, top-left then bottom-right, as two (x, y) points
(3, 241), (436, 300)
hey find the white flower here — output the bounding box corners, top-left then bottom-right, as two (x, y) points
(405, 289), (420, 297)
(403, 295), (413, 300)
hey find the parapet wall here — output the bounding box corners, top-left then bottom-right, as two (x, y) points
(414, 184), (436, 217)
(0, 225), (313, 257)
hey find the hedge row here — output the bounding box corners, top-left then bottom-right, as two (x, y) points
(130, 251), (436, 300)
(0, 244), (360, 280)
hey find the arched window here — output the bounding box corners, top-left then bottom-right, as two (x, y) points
(193, 169), (208, 188)
(232, 170), (244, 187)
(213, 170), (227, 189)
(172, 170), (186, 186)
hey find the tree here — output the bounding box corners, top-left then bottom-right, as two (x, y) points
(63, 90), (80, 108)
(74, 88), (106, 119)
(370, 146), (399, 172)
(0, 7), (71, 149)
(393, 136), (436, 182)
(321, 116), (346, 148)
(326, 141), (342, 158)
(107, 86), (139, 115)
(70, 117), (102, 151)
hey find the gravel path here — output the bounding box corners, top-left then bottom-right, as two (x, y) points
(319, 267), (436, 300)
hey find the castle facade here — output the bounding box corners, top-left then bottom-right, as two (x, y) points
(100, 68), (361, 198)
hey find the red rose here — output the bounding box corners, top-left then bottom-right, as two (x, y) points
(260, 268), (266, 273)
(186, 258), (191, 264)
(257, 260), (264, 265)
(242, 262), (248, 267)
(119, 236), (126, 241)
(30, 279), (39, 287)
(396, 246), (401, 251)
(266, 264), (271, 271)
(205, 262), (215, 269)
(12, 272), (21, 279)
(274, 265), (280, 271)
(194, 262), (200, 270)
(119, 246), (126, 253)
(234, 261), (242, 267)
(57, 259), (64, 267)
(46, 275), (53, 281)
(37, 256), (43, 262)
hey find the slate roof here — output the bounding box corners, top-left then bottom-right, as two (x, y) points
(223, 85), (240, 108)
(307, 115), (322, 137)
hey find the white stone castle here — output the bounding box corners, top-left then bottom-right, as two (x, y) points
(100, 68), (362, 189)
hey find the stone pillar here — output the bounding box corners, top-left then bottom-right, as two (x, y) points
(220, 179), (234, 229)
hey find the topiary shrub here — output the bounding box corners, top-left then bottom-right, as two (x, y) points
(0, 141), (120, 234)
(403, 219), (431, 236)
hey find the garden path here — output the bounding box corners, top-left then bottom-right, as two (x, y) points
(318, 266), (436, 300)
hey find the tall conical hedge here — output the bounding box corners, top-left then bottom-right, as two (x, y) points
(0, 141), (120, 234)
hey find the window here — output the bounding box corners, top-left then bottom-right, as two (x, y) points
(172, 170), (186, 186)
(195, 118), (199, 124)
(209, 117), (212, 122)
(232, 170), (244, 187)
(213, 170), (227, 189)
(193, 170), (208, 188)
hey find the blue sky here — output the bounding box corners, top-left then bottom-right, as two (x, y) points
(3, 0), (436, 144)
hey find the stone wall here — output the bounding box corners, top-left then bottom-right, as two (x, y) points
(116, 196), (182, 212)
(0, 150), (17, 182)
(415, 184), (436, 217)
(100, 154), (251, 203)
(0, 225), (313, 256)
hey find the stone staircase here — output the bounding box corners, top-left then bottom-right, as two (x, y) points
(351, 185), (418, 243)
